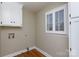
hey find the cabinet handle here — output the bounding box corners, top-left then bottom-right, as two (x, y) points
(11, 21), (12, 23)
(10, 21), (15, 23)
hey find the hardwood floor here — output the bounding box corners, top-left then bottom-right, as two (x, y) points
(15, 49), (45, 57)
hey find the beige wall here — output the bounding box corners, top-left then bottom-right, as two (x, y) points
(0, 7), (36, 56)
(36, 2), (69, 57)
(0, 2), (69, 57)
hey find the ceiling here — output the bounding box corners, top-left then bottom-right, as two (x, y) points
(20, 2), (67, 12)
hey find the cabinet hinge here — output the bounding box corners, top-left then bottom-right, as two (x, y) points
(1, 21), (2, 24)
(69, 14), (71, 17)
(70, 21), (71, 24)
(70, 48), (72, 51)
(0, 2), (3, 4)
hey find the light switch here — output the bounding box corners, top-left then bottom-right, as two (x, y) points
(25, 34), (27, 37)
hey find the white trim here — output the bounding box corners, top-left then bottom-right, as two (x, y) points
(68, 2), (71, 57)
(4, 49), (30, 57)
(46, 31), (67, 34)
(45, 11), (53, 32)
(33, 46), (52, 57)
(4, 49), (27, 57)
(3, 46), (52, 57)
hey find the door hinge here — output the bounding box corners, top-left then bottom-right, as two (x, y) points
(69, 14), (71, 18)
(70, 48), (72, 51)
(70, 21), (71, 24)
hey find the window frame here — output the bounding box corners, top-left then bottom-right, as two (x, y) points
(45, 4), (67, 34)
(45, 10), (54, 33)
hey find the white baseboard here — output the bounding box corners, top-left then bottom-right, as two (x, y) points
(4, 49), (27, 57)
(4, 46), (52, 57)
(33, 46), (52, 57)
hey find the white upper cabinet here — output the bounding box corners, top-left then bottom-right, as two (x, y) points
(0, 2), (23, 27)
(68, 2), (79, 18)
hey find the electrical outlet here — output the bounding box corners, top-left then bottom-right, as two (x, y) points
(8, 33), (15, 39)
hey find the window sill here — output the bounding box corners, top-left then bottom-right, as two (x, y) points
(45, 31), (67, 35)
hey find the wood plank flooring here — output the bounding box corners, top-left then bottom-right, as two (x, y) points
(15, 49), (45, 57)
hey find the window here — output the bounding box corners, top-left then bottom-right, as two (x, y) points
(47, 13), (53, 31)
(45, 5), (67, 34)
(55, 9), (64, 31)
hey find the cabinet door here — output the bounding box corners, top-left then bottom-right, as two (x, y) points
(0, 4), (2, 25)
(2, 2), (22, 27)
(69, 2), (79, 18)
(70, 19), (79, 57)
(2, 3), (12, 26)
(9, 5), (22, 26)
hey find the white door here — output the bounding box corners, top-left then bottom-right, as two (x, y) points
(70, 19), (79, 57)
(69, 2), (79, 57)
